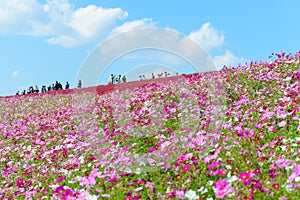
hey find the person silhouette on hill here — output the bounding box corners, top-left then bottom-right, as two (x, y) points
(29, 86), (34, 93)
(65, 82), (70, 89)
(58, 82), (63, 90)
(108, 74), (114, 84)
(34, 85), (39, 93)
(77, 80), (82, 88)
(41, 86), (47, 92)
(122, 75), (126, 83)
(55, 81), (59, 90)
(111, 74), (115, 84)
(152, 73), (155, 79)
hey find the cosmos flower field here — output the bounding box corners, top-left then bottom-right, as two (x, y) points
(0, 52), (300, 200)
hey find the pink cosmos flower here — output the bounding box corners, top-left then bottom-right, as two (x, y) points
(16, 178), (24, 188)
(208, 161), (220, 170)
(79, 177), (91, 188)
(279, 197), (288, 200)
(177, 155), (186, 163)
(61, 189), (73, 200)
(89, 169), (101, 178)
(251, 179), (260, 189)
(234, 126), (243, 137)
(295, 70), (300, 81)
(214, 179), (228, 190)
(55, 186), (65, 194)
(244, 128), (254, 137)
(288, 165), (300, 182)
(124, 196), (133, 200)
(174, 190), (185, 199)
(56, 175), (66, 183)
(214, 182), (233, 199)
(182, 165), (191, 173)
(239, 172), (251, 180)
(275, 158), (290, 169)
(253, 167), (261, 175)
(268, 168), (277, 179)
(239, 172), (252, 186)
(242, 178), (251, 186)
(108, 175), (119, 183)
(278, 121), (287, 127)
(216, 168), (227, 176)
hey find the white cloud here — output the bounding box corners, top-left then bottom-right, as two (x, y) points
(0, 0), (248, 72)
(188, 22), (225, 51)
(11, 70), (19, 78)
(43, 1), (128, 47)
(0, 0), (128, 47)
(213, 50), (246, 68)
(0, 0), (40, 33)
(46, 34), (79, 48)
(70, 6), (127, 38)
(111, 18), (156, 35)
(188, 23), (246, 69)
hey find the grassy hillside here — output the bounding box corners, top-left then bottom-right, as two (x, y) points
(0, 51), (299, 199)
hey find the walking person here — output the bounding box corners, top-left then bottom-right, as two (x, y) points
(110, 74), (115, 84)
(29, 86), (34, 93)
(58, 82), (63, 90)
(34, 85), (39, 93)
(42, 86), (46, 92)
(109, 74), (115, 84)
(108, 74), (113, 84)
(122, 75), (126, 83)
(55, 81), (59, 90)
(77, 80), (82, 88)
(65, 82), (70, 89)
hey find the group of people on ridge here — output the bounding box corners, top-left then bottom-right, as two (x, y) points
(108, 74), (126, 84)
(14, 71), (179, 96)
(16, 81), (70, 95)
(139, 71), (179, 80)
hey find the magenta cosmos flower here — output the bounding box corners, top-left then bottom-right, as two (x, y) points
(182, 165), (191, 173)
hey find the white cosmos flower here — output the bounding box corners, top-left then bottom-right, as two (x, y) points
(135, 168), (141, 175)
(86, 194), (98, 200)
(225, 165), (232, 170)
(185, 190), (199, 200)
(198, 186), (208, 194)
(79, 156), (84, 164)
(207, 180), (214, 186)
(227, 175), (238, 183)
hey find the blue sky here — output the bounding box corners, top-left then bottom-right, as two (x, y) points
(0, 0), (299, 96)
